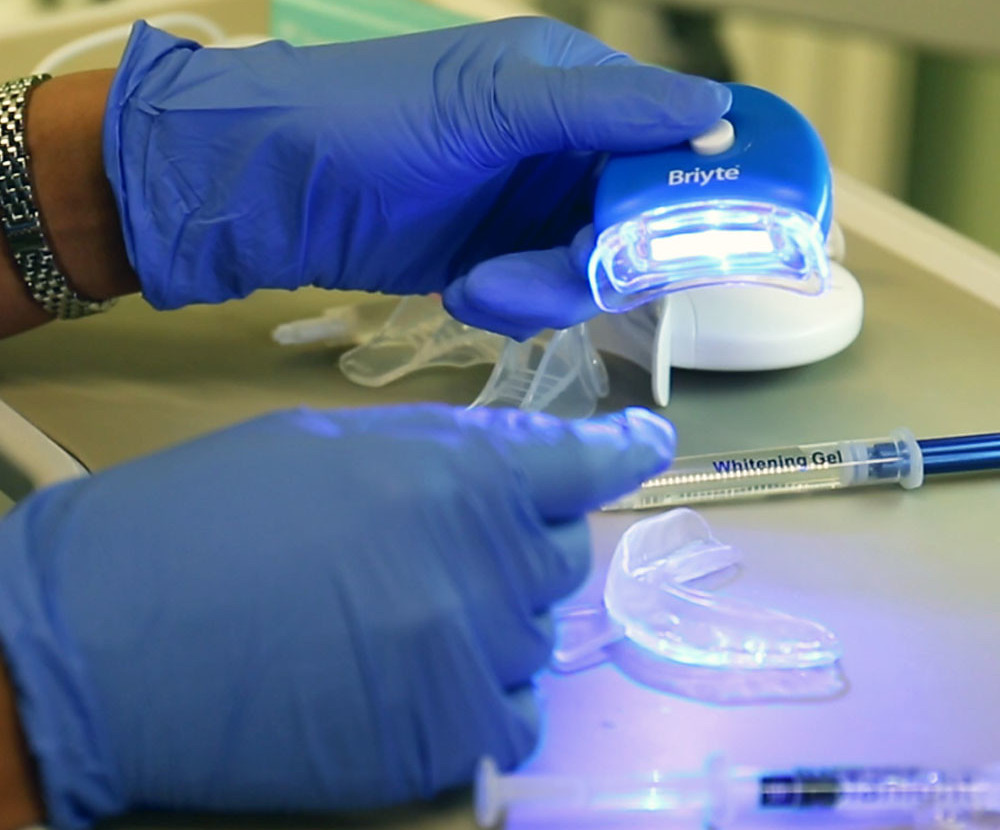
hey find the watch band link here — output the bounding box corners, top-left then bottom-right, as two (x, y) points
(0, 75), (114, 319)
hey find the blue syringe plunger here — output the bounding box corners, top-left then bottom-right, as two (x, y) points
(918, 432), (1000, 475)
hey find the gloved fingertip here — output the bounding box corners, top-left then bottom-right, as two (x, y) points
(619, 406), (677, 470)
(581, 406), (676, 486)
(664, 73), (733, 125)
(445, 249), (602, 337)
(442, 280), (543, 340)
(440, 279), (470, 322)
(495, 407), (676, 520)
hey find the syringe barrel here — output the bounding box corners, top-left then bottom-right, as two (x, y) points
(476, 759), (1000, 829)
(605, 429), (923, 510)
(711, 764), (1000, 828)
(751, 765), (1000, 815)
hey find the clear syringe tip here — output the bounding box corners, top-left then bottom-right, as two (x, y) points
(476, 757), (585, 828)
(475, 756), (720, 828)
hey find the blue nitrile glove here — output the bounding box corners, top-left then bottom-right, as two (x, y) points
(104, 18), (730, 340)
(0, 404), (675, 829)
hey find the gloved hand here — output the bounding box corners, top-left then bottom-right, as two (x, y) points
(104, 18), (730, 339)
(0, 404), (675, 829)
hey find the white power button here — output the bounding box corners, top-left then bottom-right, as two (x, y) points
(691, 119), (735, 155)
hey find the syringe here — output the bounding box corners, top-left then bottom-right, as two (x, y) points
(603, 428), (1000, 512)
(476, 755), (1000, 828)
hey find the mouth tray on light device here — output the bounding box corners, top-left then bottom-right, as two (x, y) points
(589, 83), (834, 313)
(589, 200), (830, 312)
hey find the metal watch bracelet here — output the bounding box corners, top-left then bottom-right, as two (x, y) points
(0, 75), (115, 319)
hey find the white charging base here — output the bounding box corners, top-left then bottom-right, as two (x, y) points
(588, 260), (864, 406)
(666, 261), (863, 372)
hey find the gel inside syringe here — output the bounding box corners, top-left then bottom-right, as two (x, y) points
(476, 756), (1000, 828)
(603, 428), (1000, 512)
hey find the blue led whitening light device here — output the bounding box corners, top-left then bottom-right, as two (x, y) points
(589, 83), (834, 312)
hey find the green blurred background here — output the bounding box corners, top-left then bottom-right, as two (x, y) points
(909, 57), (1000, 253)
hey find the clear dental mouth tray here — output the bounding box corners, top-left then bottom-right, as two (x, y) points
(470, 324), (609, 418)
(552, 508), (841, 673)
(271, 295), (612, 418)
(336, 295), (506, 388)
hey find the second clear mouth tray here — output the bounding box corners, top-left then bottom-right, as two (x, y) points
(553, 508), (841, 674)
(272, 295), (611, 419)
(470, 325), (609, 419)
(337, 295), (506, 388)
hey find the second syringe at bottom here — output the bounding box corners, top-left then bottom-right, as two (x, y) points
(603, 428), (924, 511)
(477, 755), (1000, 828)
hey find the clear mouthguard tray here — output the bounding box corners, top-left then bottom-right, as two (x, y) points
(553, 508), (842, 674)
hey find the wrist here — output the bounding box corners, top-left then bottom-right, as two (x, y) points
(24, 71), (139, 304)
(0, 653), (45, 830)
(0, 69), (139, 338)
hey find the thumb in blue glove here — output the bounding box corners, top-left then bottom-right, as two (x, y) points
(0, 404), (675, 829)
(104, 18), (730, 338)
